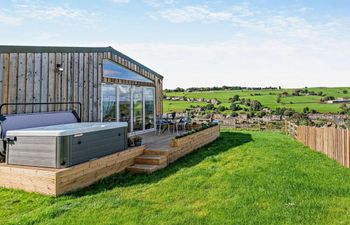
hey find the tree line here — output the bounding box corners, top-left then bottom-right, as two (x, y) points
(165, 86), (280, 92)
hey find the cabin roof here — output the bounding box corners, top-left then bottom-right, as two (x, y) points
(0, 45), (163, 79)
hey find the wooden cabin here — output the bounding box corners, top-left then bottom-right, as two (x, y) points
(0, 45), (163, 134)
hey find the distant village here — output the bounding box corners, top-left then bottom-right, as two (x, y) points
(164, 93), (350, 129)
(165, 96), (221, 105)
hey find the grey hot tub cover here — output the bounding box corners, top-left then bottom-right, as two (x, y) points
(0, 111), (79, 139)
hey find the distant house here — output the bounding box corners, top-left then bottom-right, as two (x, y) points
(213, 114), (225, 120)
(238, 114), (249, 120)
(262, 115), (282, 122)
(262, 108), (272, 113)
(210, 98), (220, 105)
(326, 98), (350, 104)
(195, 107), (205, 112)
(307, 114), (348, 120)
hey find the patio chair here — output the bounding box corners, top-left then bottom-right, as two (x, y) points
(169, 117), (180, 135)
(170, 116), (191, 135)
(177, 117), (189, 131)
(156, 117), (170, 135)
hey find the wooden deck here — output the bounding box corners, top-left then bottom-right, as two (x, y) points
(0, 126), (221, 196)
(127, 126), (220, 173)
(0, 132), (181, 195)
(140, 131), (185, 152)
(0, 146), (145, 196)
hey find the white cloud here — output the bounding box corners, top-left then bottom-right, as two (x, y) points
(109, 28), (350, 88)
(1, 0), (348, 89)
(298, 7), (310, 13)
(159, 5), (233, 23)
(151, 3), (350, 43)
(34, 31), (58, 41)
(149, 4), (257, 24)
(97, 2), (350, 88)
(0, 0), (98, 27)
(144, 0), (175, 7)
(0, 9), (22, 26)
(110, 0), (130, 3)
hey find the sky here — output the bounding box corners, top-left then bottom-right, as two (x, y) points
(0, 0), (349, 89)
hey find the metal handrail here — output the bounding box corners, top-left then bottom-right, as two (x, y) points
(0, 102), (82, 121)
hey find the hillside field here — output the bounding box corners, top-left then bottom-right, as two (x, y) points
(164, 87), (350, 113)
(2, 130), (350, 225)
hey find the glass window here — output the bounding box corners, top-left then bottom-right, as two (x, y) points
(144, 87), (155, 129)
(118, 85), (131, 132)
(103, 59), (153, 83)
(133, 86), (143, 131)
(102, 84), (117, 122)
(101, 83), (156, 133)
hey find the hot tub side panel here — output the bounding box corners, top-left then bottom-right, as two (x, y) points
(68, 127), (128, 166)
(8, 126), (127, 168)
(7, 136), (58, 167)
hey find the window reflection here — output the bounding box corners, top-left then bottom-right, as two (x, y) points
(133, 86), (143, 131)
(102, 84), (155, 133)
(118, 85), (131, 132)
(144, 87), (155, 129)
(102, 84), (117, 122)
(103, 59), (153, 83)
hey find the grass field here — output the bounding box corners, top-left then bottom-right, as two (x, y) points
(163, 100), (208, 113)
(164, 87), (350, 113)
(2, 130), (350, 225)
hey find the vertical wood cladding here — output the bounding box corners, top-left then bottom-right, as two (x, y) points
(0, 49), (163, 120)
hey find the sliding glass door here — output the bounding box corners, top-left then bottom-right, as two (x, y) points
(118, 85), (131, 132)
(102, 84), (155, 133)
(144, 87), (155, 129)
(102, 84), (117, 122)
(132, 86), (143, 131)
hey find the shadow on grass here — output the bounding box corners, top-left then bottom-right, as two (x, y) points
(69, 131), (252, 197)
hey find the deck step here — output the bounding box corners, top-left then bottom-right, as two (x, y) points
(134, 155), (167, 165)
(126, 163), (167, 174)
(143, 149), (171, 156)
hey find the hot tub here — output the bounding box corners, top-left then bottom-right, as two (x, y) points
(6, 122), (128, 168)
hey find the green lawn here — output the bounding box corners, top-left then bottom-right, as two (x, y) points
(164, 87), (350, 113)
(2, 130), (350, 225)
(163, 100), (208, 113)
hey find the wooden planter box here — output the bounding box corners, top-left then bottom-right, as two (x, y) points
(171, 138), (181, 147)
(171, 125), (220, 148)
(168, 125), (220, 163)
